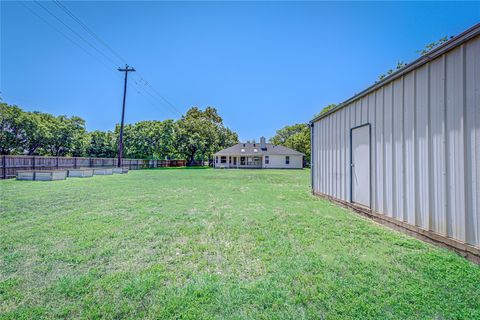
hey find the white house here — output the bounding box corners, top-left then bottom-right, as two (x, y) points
(214, 137), (304, 169)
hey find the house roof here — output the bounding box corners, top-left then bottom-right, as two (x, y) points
(310, 23), (480, 124)
(214, 143), (304, 156)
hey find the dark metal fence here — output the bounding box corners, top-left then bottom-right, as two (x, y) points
(186, 160), (210, 167)
(0, 155), (186, 179)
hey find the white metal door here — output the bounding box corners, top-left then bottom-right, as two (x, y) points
(351, 125), (370, 207)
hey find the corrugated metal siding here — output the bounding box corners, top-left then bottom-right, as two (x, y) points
(312, 35), (480, 248)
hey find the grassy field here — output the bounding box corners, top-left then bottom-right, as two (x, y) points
(1, 168), (479, 319)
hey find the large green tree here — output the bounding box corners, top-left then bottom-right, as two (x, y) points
(0, 103), (25, 154)
(44, 115), (87, 156)
(117, 119), (177, 159)
(23, 112), (54, 155)
(270, 123), (307, 145)
(0, 103), (239, 161)
(315, 103), (337, 118)
(216, 126), (239, 154)
(175, 107), (238, 163)
(86, 130), (116, 158)
(270, 123), (311, 161)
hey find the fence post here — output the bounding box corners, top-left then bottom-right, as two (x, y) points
(74, 157), (77, 169)
(2, 155), (6, 179)
(32, 156), (36, 170)
(56, 157), (59, 169)
(90, 158), (93, 168)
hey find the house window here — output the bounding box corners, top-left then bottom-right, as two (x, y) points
(233, 157), (237, 165)
(285, 156), (290, 165)
(240, 156), (246, 165)
(265, 156), (269, 164)
(220, 156), (227, 164)
(229, 157), (231, 164)
(215, 156), (218, 163)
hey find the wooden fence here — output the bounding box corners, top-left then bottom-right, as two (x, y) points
(0, 155), (186, 179)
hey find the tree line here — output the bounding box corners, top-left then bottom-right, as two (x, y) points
(0, 103), (238, 162)
(270, 103), (344, 163)
(269, 123), (311, 162)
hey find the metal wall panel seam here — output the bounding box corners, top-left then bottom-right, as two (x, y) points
(413, 70), (419, 226)
(444, 54), (451, 238)
(462, 43), (470, 244)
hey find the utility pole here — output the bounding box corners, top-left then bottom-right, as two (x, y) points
(117, 64), (135, 167)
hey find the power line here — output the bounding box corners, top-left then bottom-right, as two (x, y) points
(50, 1), (183, 117)
(134, 74), (183, 116)
(127, 81), (170, 116)
(128, 75), (181, 117)
(21, 2), (173, 117)
(53, 0), (127, 66)
(34, 1), (120, 68)
(19, 2), (166, 117)
(25, 1), (183, 117)
(19, 1), (119, 75)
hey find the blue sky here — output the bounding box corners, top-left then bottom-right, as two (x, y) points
(1, 1), (479, 141)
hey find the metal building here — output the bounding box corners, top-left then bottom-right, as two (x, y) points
(310, 24), (480, 260)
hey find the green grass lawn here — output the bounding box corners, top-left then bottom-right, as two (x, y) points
(1, 168), (479, 319)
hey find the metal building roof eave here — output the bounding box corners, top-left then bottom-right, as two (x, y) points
(310, 23), (480, 124)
